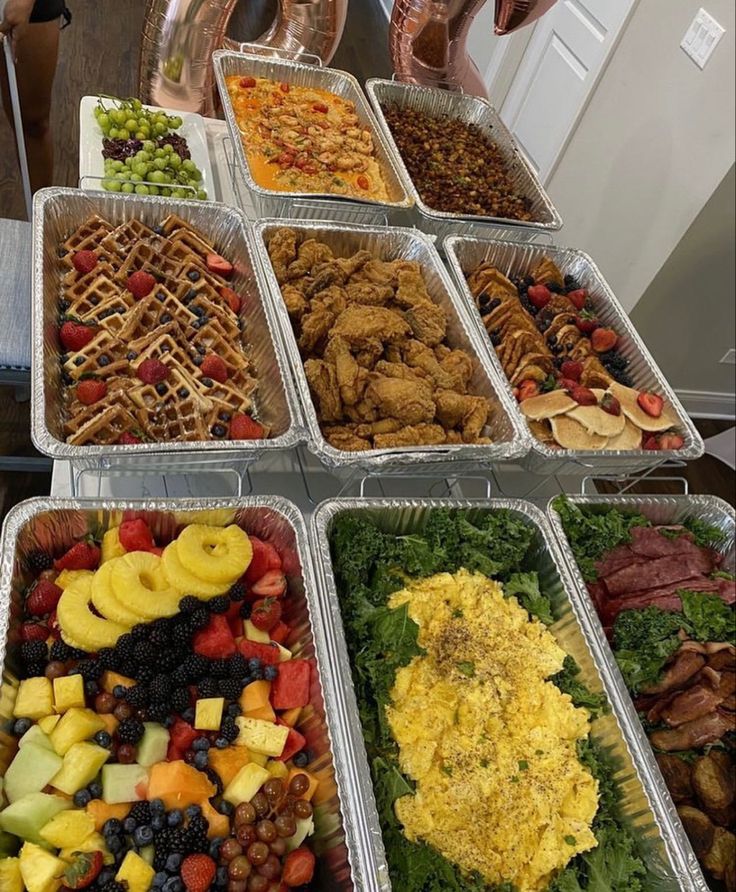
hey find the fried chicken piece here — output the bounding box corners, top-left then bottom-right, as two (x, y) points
(267, 227), (300, 282)
(343, 401), (378, 423)
(286, 238), (333, 279)
(305, 261), (347, 297)
(373, 423), (447, 448)
(403, 339), (456, 390)
(351, 258), (398, 287)
(345, 282), (394, 306)
(282, 284), (308, 321)
(337, 249), (372, 278)
(405, 301), (447, 346)
(324, 336), (365, 406)
(323, 425), (371, 451)
(363, 375), (436, 424)
(383, 344), (403, 363)
(395, 268), (432, 309)
(374, 360), (430, 384)
(355, 418), (404, 438)
(330, 305), (411, 349)
(354, 343), (384, 368)
(299, 304), (337, 355)
(304, 359), (342, 422)
(434, 390), (490, 442)
(311, 285), (347, 317)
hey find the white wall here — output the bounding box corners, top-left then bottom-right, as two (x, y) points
(544, 0), (735, 313)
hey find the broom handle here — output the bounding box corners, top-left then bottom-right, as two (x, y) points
(3, 34), (33, 220)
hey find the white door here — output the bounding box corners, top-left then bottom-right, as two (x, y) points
(499, 0), (638, 183)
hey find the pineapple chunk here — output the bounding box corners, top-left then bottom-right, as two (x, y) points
(243, 620), (270, 643)
(248, 750), (268, 768)
(55, 569), (94, 589)
(50, 708), (106, 756)
(60, 831), (113, 866)
(0, 857), (23, 892)
(53, 675), (85, 714)
(38, 715), (60, 735)
(101, 527), (126, 563)
(235, 717), (288, 757)
(276, 643), (292, 662)
(40, 809), (95, 848)
(266, 759), (289, 780)
(51, 742), (110, 795)
(223, 763), (270, 806)
(18, 842), (65, 892)
(195, 697), (224, 731)
(13, 677), (54, 720)
(115, 850), (155, 892)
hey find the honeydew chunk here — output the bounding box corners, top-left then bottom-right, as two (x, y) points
(0, 793), (72, 845)
(3, 744), (62, 803)
(53, 674), (85, 713)
(223, 763), (270, 806)
(13, 677), (54, 721)
(18, 725), (54, 751)
(101, 764), (149, 804)
(136, 724), (169, 768)
(285, 816), (315, 853)
(234, 717), (288, 757)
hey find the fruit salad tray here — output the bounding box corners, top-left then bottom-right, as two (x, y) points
(31, 188), (302, 470)
(252, 218), (528, 472)
(444, 234), (704, 475)
(0, 497), (359, 892)
(547, 494), (735, 892)
(310, 498), (702, 892)
(212, 50), (412, 222)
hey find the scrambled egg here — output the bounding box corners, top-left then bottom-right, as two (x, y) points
(387, 569), (599, 891)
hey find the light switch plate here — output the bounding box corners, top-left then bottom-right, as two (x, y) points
(719, 348), (736, 365)
(681, 8), (725, 69)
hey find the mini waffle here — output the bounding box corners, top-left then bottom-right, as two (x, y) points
(63, 330), (129, 381)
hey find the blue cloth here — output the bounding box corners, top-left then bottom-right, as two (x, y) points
(0, 218), (32, 370)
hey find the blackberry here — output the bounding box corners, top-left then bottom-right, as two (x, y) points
(170, 665), (189, 686)
(220, 717), (239, 742)
(178, 596), (201, 614)
(112, 633), (135, 667)
(21, 641), (48, 664)
(131, 624), (149, 641)
(170, 687), (190, 713)
(149, 674), (172, 702)
(49, 639), (72, 662)
(22, 662), (46, 679)
(27, 550), (53, 571)
(97, 647), (117, 669)
(149, 625), (170, 647)
(117, 718), (144, 745)
(133, 640), (156, 665)
(129, 800), (152, 826)
(228, 582), (245, 602)
(190, 608), (209, 630)
(210, 659), (230, 679)
(208, 595), (229, 615)
(136, 668), (155, 686)
(182, 654), (208, 680)
(217, 678), (242, 700)
(239, 602), (252, 620)
(564, 274), (581, 291)
(76, 659), (103, 681)
(547, 281), (563, 294)
(158, 649), (183, 672)
(99, 883), (126, 892)
(145, 702), (169, 724)
(171, 623), (194, 648)
(124, 684), (150, 709)
(197, 678), (218, 699)
(228, 654), (248, 679)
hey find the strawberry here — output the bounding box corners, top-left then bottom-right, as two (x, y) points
(560, 360), (583, 382)
(251, 597), (283, 632)
(251, 570), (287, 599)
(283, 847), (316, 886)
(200, 354), (229, 383)
(642, 435), (660, 450)
(558, 378), (578, 393)
(119, 518), (155, 553)
(64, 850), (104, 889)
(118, 431), (142, 445)
(60, 320), (95, 352)
(126, 270), (156, 299)
(54, 541), (101, 571)
(567, 288), (587, 310)
(180, 854), (216, 892)
(239, 76), (256, 88)
(244, 536), (282, 585)
(220, 286), (241, 314)
(600, 393), (621, 416)
(591, 327), (618, 353)
(527, 284), (551, 309)
(206, 253), (233, 278)
(570, 385), (597, 406)
(21, 621), (49, 641)
(230, 413), (265, 440)
(659, 433), (684, 450)
(517, 380), (539, 402)
(72, 250), (98, 276)
(137, 358), (169, 385)
(26, 579), (63, 616)
(77, 379), (107, 405)
(574, 312), (599, 335)
(637, 391), (663, 418)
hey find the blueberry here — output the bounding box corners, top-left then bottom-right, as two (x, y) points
(103, 818), (123, 837)
(62, 373), (73, 385)
(99, 355), (110, 367)
(478, 293), (491, 307)
(251, 666), (264, 681)
(182, 707), (195, 723)
(59, 299), (70, 311)
(177, 387), (189, 398)
(185, 804), (201, 819)
(211, 423), (226, 438)
(166, 809), (183, 827)
(215, 737), (228, 749)
(218, 410), (231, 422)
(186, 288), (198, 301)
(216, 866), (228, 885)
(153, 224), (164, 235)
(227, 703), (241, 717)
(165, 853), (183, 872)
(192, 355), (203, 366)
(13, 718), (32, 736)
(216, 799), (234, 816)
(107, 834), (123, 853)
(74, 356), (85, 366)
(88, 781), (103, 800)
(155, 382), (167, 396)
(161, 313), (172, 323)
(163, 878), (184, 892)
(98, 868), (115, 886)
(113, 684), (127, 698)
(126, 351), (138, 360)
(248, 658), (262, 672)
(200, 376), (213, 387)
(133, 824), (154, 846)
(151, 814), (166, 831)
(193, 750), (209, 770)
(149, 798), (165, 815)
(156, 291), (166, 302)
(196, 344), (206, 355)
(123, 816), (137, 833)
(293, 750), (309, 768)
(187, 270), (200, 282)
(73, 789), (92, 807)
(153, 872), (168, 889)
(192, 737), (210, 752)
(264, 665), (278, 681)
(209, 837), (224, 859)
(90, 295), (100, 306)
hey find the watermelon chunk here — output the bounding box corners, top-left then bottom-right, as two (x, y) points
(169, 719), (197, 753)
(244, 537), (282, 585)
(193, 615), (236, 659)
(271, 660), (310, 710)
(238, 639), (281, 666)
(277, 723), (306, 763)
(270, 621), (290, 645)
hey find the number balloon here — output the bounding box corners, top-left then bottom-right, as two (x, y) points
(494, 0), (560, 35)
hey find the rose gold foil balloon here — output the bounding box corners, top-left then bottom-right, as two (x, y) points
(138, 0), (348, 116)
(390, 0), (490, 97)
(494, 0), (559, 35)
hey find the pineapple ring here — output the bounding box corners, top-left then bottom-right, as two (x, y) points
(110, 552), (183, 620)
(91, 560), (146, 627)
(57, 580), (130, 651)
(161, 542), (229, 599)
(175, 524), (252, 585)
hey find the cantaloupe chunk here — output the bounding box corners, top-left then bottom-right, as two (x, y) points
(288, 768), (319, 802)
(208, 747), (251, 788)
(98, 714), (119, 736)
(86, 800), (130, 832)
(240, 680), (270, 714)
(280, 707), (301, 728)
(200, 799), (230, 839)
(101, 672), (135, 695)
(147, 761), (215, 810)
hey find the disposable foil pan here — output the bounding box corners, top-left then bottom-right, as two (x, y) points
(213, 51), (413, 223)
(365, 78), (563, 240)
(0, 497), (356, 891)
(252, 219), (530, 472)
(547, 493), (736, 892)
(444, 234), (704, 476)
(310, 497), (700, 891)
(31, 188), (304, 471)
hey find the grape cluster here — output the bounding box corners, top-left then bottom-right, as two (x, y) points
(94, 96), (182, 141)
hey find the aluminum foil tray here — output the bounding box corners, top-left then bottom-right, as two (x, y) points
(444, 234), (704, 476)
(252, 219), (529, 472)
(0, 497), (356, 891)
(31, 187), (303, 471)
(213, 51), (413, 223)
(310, 497), (699, 891)
(547, 493), (736, 892)
(365, 78), (562, 240)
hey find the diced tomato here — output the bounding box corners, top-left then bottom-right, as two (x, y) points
(238, 639), (281, 665)
(356, 175), (370, 190)
(244, 536), (282, 584)
(239, 77), (256, 88)
(312, 102), (328, 113)
(271, 660), (310, 710)
(280, 82), (290, 93)
(276, 723), (307, 763)
(270, 621), (290, 645)
(277, 152), (295, 167)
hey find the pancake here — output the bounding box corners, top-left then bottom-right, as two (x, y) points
(520, 390), (577, 421)
(609, 382), (679, 432)
(603, 417), (643, 451)
(567, 404), (626, 437)
(550, 415), (608, 450)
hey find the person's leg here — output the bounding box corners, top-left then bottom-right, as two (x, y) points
(1, 18), (60, 191)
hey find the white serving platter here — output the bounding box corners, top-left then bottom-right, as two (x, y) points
(78, 95), (216, 201)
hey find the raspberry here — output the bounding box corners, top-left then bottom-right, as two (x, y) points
(229, 413), (264, 440)
(77, 378), (107, 405)
(117, 431), (142, 445)
(72, 250), (98, 275)
(200, 355), (228, 383)
(137, 358), (169, 385)
(126, 270), (156, 299)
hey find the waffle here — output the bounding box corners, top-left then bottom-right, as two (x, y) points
(57, 214), (263, 445)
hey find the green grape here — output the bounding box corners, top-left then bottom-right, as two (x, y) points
(149, 185), (160, 195)
(140, 126), (150, 139)
(171, 188), (186, 199)
(135, 184), (150, 195)
(130, 173), (143, 182)
(114, 172), (129, 181)
(154, 122), (166, 136)
(155, 113), (167, 124)
(121, 183), (135, 193)
(131, 98), (142, 112)
(140, 151), (152, 162)
(168, 153), (182, 170)
(178, 171), (190, 183)
(108, 127), (118, 139)
(132, 162), (146, 178)
(134, 131), (145, 140)
(191, 167), (202, 183)
(149, 169), (166, 184)
(98, 113), (109, 130)
(197, 190), (207, 200)
(118, 128), (130, 140)
(161, 187), (172, 197)
(125, 118), (137, 132)
(124, 156), (135, 167)
(181, 159), (196, 172)
(170, 116), (183, 129)
(162, 144), (173, 155)
(113, 109), (127, 125)
(107, 179), (122, 192)
(153, 157), (167, 171)
(143, 140), (156, 152)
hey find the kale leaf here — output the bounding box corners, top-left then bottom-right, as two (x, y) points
(683, 516), (728, 549)
(504, 571), (554, 625)
(680, 590), (736, 644)
(611, 607), (684, 694)
(552, 656), (608, 719)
